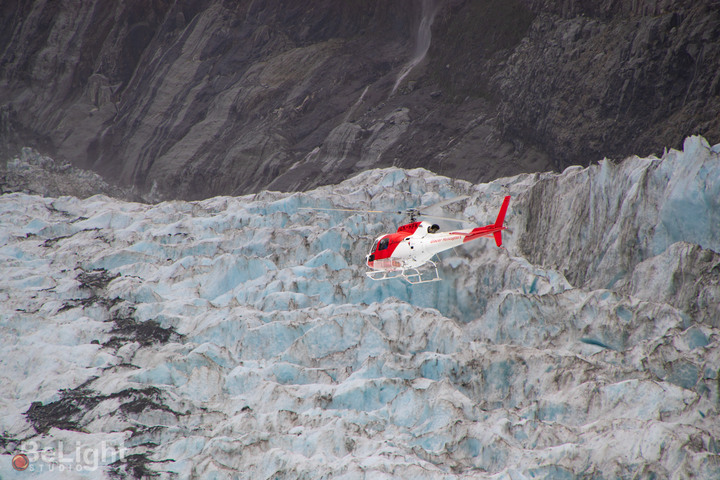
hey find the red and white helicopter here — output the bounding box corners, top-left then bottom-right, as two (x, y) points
(304, 195), (511, 284)
(365, 195), (511, 283)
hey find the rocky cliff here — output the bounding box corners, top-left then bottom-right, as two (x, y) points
(1, 0), (718, 199)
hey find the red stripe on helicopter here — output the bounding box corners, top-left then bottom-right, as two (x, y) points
(450, 226), (502, 244)
(397, 222), (422, 234)
(368, 231), (411, 264)
(368, 222), (421, 265)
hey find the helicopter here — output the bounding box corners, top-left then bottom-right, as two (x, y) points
(302, 195), (511, 284)
(365, 195), (511, 284)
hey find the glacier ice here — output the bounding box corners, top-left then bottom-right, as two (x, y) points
(0, 137), (719, 479)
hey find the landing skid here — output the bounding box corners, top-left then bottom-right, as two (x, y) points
(366, 260), (441, 284)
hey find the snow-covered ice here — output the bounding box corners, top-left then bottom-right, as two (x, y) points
(0, 136), (719, 478)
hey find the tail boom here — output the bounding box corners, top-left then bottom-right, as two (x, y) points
(452, 196), (510, 247)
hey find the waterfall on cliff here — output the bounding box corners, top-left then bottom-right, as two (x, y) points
(391, 0), (438, 95)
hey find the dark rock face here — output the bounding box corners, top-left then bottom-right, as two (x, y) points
(0, 0), (718, 199)
(497, 0), (720, 170)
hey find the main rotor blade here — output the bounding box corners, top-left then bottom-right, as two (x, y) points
(417, 213), (473, 225)
(420, 195), (470, 212)
(416, 195), (474, 226)
(298, 207), (391, 214)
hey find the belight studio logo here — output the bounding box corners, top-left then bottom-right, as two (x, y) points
(12, 453), (30, 471)
(11, 440), (127, 473)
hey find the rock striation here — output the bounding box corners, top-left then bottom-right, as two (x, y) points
(0, 0), (718, 199)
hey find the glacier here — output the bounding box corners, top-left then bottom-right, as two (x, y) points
(0, 136), (719, 479)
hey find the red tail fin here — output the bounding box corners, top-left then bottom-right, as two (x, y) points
(493, 196), (510, 246)
(495, 196), (510, 228)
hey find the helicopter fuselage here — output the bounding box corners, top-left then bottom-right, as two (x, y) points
(366, 221), (467, 270)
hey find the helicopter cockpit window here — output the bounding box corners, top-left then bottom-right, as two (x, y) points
(378, 238), (389, 250)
